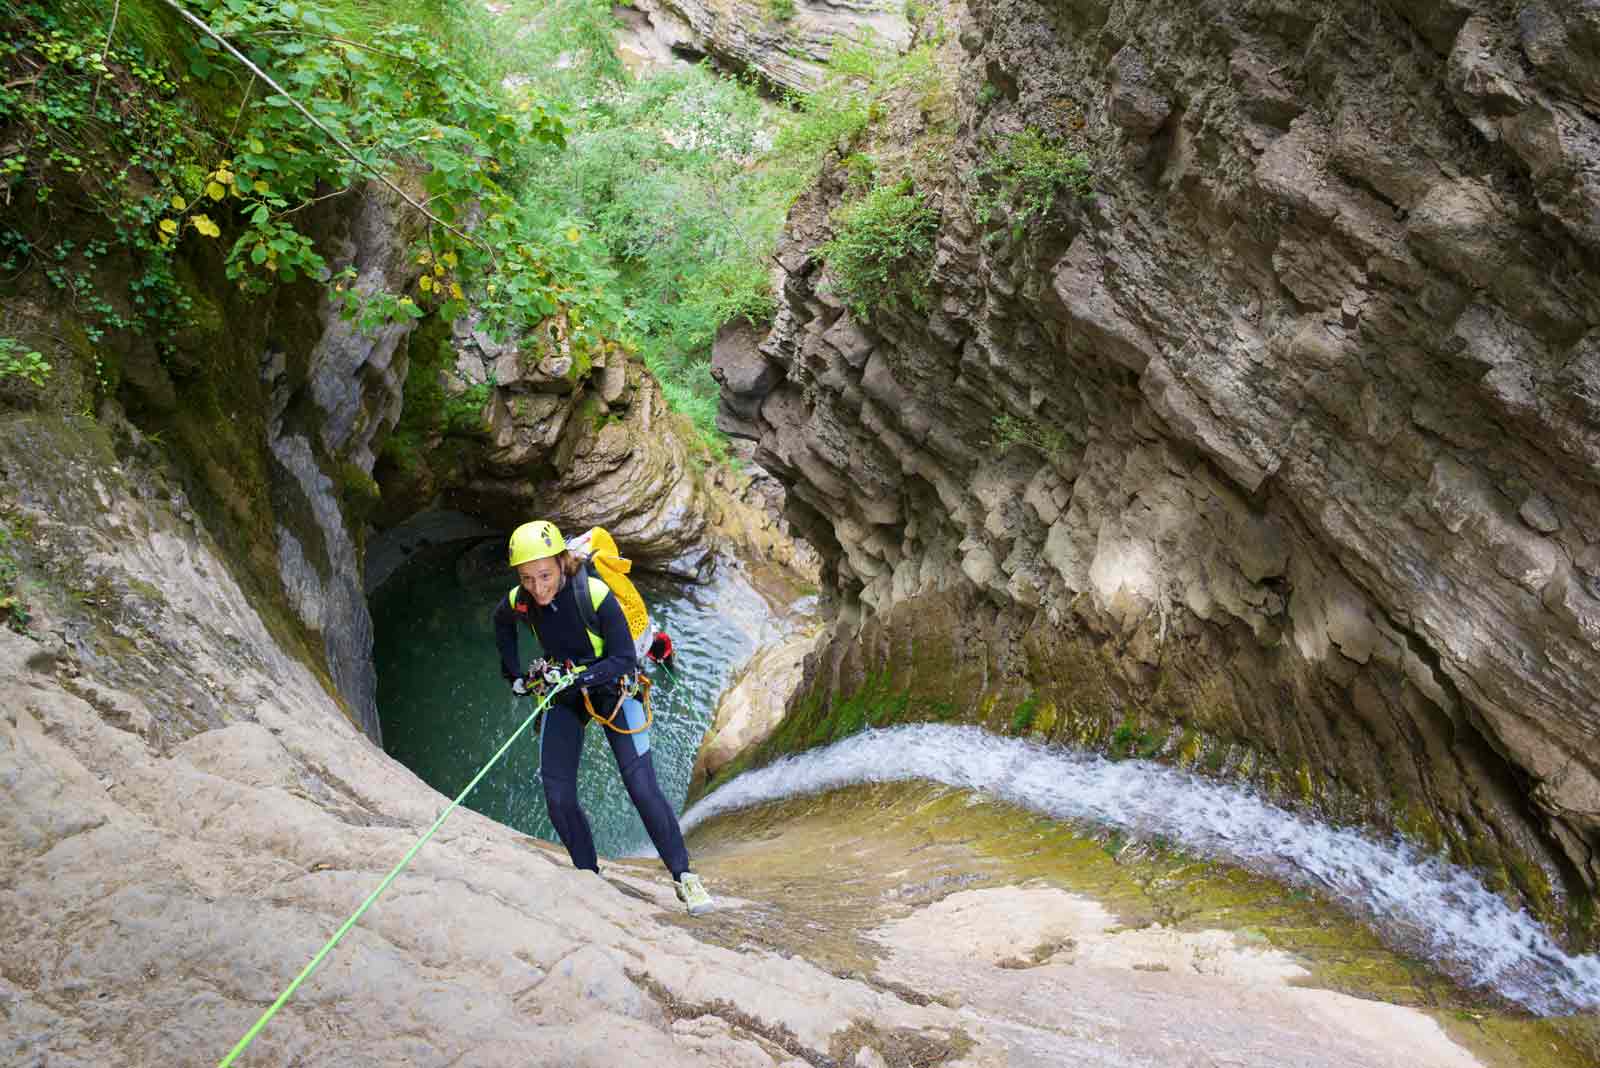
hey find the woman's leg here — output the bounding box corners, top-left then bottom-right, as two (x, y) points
(539, 702), (599, 871)
(602, 697), (690, 878)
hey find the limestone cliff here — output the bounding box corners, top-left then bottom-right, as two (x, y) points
(262, 183), (428, 743)
(367, 306), (728, 583)
(717, 0), (1600, 936)
(620, 0), (912, 95)
(7, 411), (1522, 1068)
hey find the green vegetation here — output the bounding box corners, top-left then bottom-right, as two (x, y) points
(767, 34), (954, 194)
(988, 412), (1070, 461)
(766, 0), (796, 21)
(825, 668), (911, 741)
(2, 2), (201, 362)
(0, 520), (31, 632)
(841, 151), (876, 194)
(972, 127), (1092, 241)
(799, 34), (957, 320)
(2, 0), (953, 453)
(0, 337), (50, 387)
(517, 54), (782, 447)
(500, 12), (956, 443)
(817, 177), (939, 317)
(1109, 718), (1156, 759)
(1009, 692), (1040, 734)
(0, 0), (601, 391)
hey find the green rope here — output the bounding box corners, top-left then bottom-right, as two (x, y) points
(216, 673), (576, 1068)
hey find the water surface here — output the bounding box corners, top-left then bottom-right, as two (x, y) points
(373, 538), (781, 859)
(685, 724), (1600, 1016)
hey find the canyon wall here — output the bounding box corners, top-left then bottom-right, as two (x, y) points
(716, 0), (1600, 937)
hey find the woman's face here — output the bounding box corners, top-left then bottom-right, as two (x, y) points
(518, 556), (563, 607)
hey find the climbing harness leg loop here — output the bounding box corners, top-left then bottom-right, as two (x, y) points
(579, 672), (653, 735)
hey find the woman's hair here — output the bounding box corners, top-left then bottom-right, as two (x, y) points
(558, 550), (581, 578)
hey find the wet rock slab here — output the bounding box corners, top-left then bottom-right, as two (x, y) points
(683, 782), (1600, 1068)
(2, 415), (1593, 1066)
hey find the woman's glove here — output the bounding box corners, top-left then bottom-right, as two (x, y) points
(512, 660), (566, 699)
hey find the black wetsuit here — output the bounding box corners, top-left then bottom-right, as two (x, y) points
(493, 576), (691, 877)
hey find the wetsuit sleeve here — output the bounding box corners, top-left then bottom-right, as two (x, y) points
(574, 590), (637, 689)
(493, 596), (523, 681)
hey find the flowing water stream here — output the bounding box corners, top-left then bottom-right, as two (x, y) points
(373, 538), (1600, 1018)
(684, 724), (1600, 1017)
(371, 537), (799, 857)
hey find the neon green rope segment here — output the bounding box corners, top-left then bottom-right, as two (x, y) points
(216, 672), (576, 1068)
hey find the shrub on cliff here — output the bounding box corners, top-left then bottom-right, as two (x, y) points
(818, 177), (940, 318)
(972, 127), (1092, 241)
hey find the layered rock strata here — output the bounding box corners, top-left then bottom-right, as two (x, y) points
(718, 0), (1600, 933)
(621, 0), (912, 96)
(379, 313), (715, 577)
(262, 183), (427, 742)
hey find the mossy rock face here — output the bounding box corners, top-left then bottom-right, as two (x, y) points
(0, 157), (417, 734)
(0, 268), (135, 417)
(684, 781), (1600, 1068)
(167, 257), (228, 356)
(339, 462), (383, 528)
(743, 586), (1594, 949)
(0, 210), (320, 668)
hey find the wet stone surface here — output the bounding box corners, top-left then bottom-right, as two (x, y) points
(672, 782), (1600, 1068)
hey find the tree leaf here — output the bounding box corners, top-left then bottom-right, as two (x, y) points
(206, 181), (227, 201)
(192, 215), (221, 238)
(158, 218), (178, 235)
(170, 194), (187, 211)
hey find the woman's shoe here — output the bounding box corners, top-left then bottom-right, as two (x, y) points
(674, 872), (715, 915)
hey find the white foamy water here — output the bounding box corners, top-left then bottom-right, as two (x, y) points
(682, 724), (1600, 1016)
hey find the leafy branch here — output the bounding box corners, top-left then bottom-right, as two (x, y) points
(154, 0), (487, 260)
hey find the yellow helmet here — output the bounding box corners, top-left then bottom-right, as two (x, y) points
(508, 520), (566, 567)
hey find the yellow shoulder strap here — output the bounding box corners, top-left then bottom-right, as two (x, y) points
(583, 576), (608, 658)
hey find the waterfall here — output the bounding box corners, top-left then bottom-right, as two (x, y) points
(683, 724), (1600, 1016)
